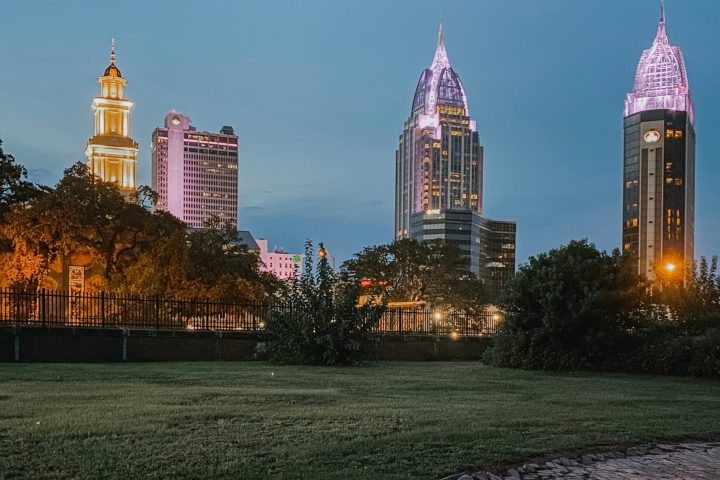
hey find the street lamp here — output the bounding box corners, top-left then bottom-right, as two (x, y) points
(665, 262), (677, 274)
(317, 243), (336, 271)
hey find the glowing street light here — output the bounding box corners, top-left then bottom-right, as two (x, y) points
(433, 311), (442, 322)
(665, 262), (677, 274)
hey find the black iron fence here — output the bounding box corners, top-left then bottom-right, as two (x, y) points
(0, 289), (501, 336)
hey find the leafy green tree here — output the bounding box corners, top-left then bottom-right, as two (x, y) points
(341, 239), (488, 311)
(262, 240), (385, 365)
(656, 256), (720, 332)
(1, 159), (276, 300)
(490, 239), (649, 370)
(1, 162), (162, 286)
(0, 139), (40, 223)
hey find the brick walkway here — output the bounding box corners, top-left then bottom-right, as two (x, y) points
(449, 443), (720, 480)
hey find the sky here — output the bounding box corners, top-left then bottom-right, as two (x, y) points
(1, 0), (718, 266)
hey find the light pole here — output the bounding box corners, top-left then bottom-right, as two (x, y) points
(318, 244), (336, 271)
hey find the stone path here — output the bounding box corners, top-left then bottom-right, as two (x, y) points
(446, 443), (720, 480)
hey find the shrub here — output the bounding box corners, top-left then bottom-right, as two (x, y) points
(492, 240), (648, 370)
(486, 239), (720, 378)
(620, 327), (720, 378)
(261, 241), (385, 365)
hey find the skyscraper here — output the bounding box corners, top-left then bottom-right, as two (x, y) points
(623, 3), (695, 280)
(85, 38), (138, 193)
(395, 23), (516, 299)
(151, 112), (239, 229)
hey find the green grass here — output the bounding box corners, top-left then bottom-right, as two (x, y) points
(1, 363), (720, 480)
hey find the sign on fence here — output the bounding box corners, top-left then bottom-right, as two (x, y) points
(68, 266), (85, 322)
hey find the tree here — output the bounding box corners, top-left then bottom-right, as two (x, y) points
(1, 162), (163, 287)
(262, 240), (385, 365)
(0, 139), (40, 223)
(341, 239), (489, 312)
(490, 240), (649, 370)
(0, 159), (276, 300)
(656, 256), (720, 332)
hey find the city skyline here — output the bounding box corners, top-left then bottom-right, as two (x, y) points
(2, 0), (719, 265)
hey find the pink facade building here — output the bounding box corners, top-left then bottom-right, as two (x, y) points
(256, 239), (302, 280)
(152, 112), (239, 228)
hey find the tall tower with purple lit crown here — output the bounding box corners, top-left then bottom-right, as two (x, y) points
(395, 23), (516, 299)
(622, 2), (695, 280)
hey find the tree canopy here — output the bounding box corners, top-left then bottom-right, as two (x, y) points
(492, 239), (649, 370)
(341, 238), (489, 312)
(0, 143), (276, 301)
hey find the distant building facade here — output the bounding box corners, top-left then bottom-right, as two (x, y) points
(85, 39), (138, 194)
(152, 112), (239, 228)
(256, 239), (302, 280)
(396, 24), (516, 298)
(236, 230), (260, 253)
(623, 5), (695, 280)
(410, 211), (516, 300)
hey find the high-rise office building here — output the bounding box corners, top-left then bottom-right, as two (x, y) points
(85, 38), (138, 193)
(623, 4), (695, 280)
(151, 112), (239, 229)
(395, 24), (516, 298)
(396, 23), (482, 236)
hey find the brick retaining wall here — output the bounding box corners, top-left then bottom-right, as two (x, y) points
(0, 326), (491, 363)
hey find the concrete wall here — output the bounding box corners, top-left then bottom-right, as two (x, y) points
(0, 326), (490, 363)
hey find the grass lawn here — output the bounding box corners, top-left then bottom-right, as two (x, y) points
(1, 363), (720, 480)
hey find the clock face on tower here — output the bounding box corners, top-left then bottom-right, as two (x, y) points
(644, 130), (661, 143)
(171, 116), (181, 126)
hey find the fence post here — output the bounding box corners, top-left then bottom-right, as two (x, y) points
(100, 291), (105, 328)
(252, 302), (258, 332)
(40, 289), (46, 327)
(155, 295), (160, 330)
(205, 297), (210, 330)
(398, 309), (403, 333)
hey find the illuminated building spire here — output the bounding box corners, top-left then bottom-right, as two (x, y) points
(624, 1), (694, 124)
(411, 21), (469, 116)
(438, 17), (444, 48)
(84, 37), (138, 193)
(656, 0), (667, 42)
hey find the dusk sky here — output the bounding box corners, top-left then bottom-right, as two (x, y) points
(1, 0), (718, 264)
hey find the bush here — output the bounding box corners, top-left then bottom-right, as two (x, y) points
(491, 240), (648, 371)
(261, 241), (385, 365)
(621, 327), (720, 377)
(486, 239), (720, 378)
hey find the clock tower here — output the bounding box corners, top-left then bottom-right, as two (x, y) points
(622, 3), (695, 280)
(85, 38), (139, 194)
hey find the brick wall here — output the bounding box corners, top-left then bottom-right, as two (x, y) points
(375, 335), (491, 361)
(0, 326), (490, 363)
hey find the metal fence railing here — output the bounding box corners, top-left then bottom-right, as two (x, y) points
(0, 289), (501, 336)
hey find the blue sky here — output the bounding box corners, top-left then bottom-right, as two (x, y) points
(1, 0), (718, 264)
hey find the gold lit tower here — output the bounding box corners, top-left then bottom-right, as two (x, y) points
(85, 38), (138, 193)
